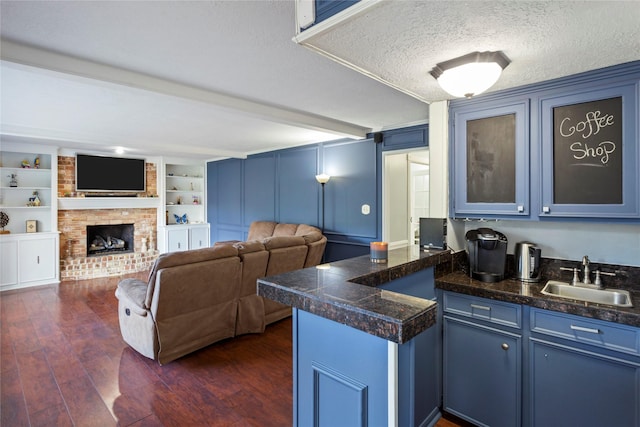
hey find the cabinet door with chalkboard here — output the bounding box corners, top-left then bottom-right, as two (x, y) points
(452, 99), (530, 217)
(540, 84), (639, 218)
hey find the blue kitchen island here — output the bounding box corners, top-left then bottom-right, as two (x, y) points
(258, 247), (453, 427)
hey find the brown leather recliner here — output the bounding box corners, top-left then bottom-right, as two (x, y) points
(115, 221), (326, 364)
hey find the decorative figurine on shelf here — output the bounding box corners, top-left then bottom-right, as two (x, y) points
(0, 211), (9, 234)
(176, 196), (182, 205)
(192, 195), (199, 205)
(9, 173), (18, 187)
(27, 191), (41, 207)
(34, 156), (40, 169)
(21, 159), (31, 168)
(173, 213), (188, 224)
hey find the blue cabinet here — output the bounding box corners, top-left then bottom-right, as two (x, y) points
(442, 292), (522, 426)
(442, 291), (640, 427)
(451, 99), (530, 217)
(450, 62), (640, 220)
(528, 308), (640, 427)
(312, 1), (359, 27)
(539, 83), (639, 218)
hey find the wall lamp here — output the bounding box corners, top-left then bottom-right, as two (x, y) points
(315, 174), (331, 233)
(429, 51), (511, 98)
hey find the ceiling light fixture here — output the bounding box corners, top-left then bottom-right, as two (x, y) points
(430, 51), (511, 98)
(115, 147), (125, 155)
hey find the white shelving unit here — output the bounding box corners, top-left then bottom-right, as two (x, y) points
(0, 150), (55, 233)
(0, 143), (60, 290)
(159, 162), (209, 253)
(165, 164), (205, 225)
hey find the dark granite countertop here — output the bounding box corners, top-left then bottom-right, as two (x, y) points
(436, 271), (640, 328)
(258, 246), (453, 344)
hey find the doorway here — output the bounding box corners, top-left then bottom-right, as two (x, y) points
(382, 148), (429, 248)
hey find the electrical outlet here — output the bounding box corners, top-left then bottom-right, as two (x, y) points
(361, 204), (370, 215)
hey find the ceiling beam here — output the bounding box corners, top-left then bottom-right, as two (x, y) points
(1, 39), (370, 139)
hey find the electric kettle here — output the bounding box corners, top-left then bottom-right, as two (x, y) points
(514, 242), (541, 282)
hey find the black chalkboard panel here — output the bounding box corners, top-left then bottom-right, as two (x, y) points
(466, 113), (516, 203)
(553, 97), (622, 204)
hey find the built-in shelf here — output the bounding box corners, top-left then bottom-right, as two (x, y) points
(58, 197), (161, 210)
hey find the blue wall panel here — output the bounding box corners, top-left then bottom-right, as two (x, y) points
(216, 159), (243, 226)
(277, 146), (319, 226)
(379, 124), (429, 152)
(323, 140), (377, 238)
(244, 154), (276, 227)
(208, 159), (244, 243)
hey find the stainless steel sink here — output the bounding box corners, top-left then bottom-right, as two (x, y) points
(541, 280), (633, 307)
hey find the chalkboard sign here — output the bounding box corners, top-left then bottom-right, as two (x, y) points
(466, 113), (516, 203)
(553, 97), (622, 204)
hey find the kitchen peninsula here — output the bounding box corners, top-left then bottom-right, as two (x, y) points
(258, 247), (453, 427)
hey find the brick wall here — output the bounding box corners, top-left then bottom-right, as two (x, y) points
(58, 156), (160, 280)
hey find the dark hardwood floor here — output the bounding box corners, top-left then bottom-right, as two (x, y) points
(1, 273), (462, 426)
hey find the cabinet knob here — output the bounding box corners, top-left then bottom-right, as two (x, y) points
(501, 343), (509, 351)
(543, 206), (550, 213)
(517, 205), (524, 212)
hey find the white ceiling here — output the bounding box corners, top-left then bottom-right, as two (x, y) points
(1, 1), (639, 162)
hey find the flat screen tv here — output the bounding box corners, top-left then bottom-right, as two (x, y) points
(76, 154), (146, 193)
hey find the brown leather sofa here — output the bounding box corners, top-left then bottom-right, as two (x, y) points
(115, 221), (326, 364)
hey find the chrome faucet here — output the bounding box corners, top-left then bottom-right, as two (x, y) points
(581, 255), (591, 285)
(560, 255), (615, 289)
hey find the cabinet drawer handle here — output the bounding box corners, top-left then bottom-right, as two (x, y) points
(570, 325), (601, 334)
(470, 303), (491, 311)
(501, 343), (509, 351)
(37, 256), (40, 264)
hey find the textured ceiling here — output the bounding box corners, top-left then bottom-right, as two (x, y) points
(1, 1), (639, 160)
(299, 1), (640, 102)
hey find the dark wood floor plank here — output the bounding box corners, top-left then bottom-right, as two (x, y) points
(15, 349), (66, 415)
(39, 334), (87, 386)
(0, 366), (30, 427)
(58, 375), (117, 426)
(29, 403), (74, 427)
(8, 319), (42, 355)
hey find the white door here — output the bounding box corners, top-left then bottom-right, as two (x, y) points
(19, 237), (56, 283)
(167, 227), (189, 252)
(189, 225), (209, 250)
(0, 240), (18, 287)
(383, 149), (429, 248)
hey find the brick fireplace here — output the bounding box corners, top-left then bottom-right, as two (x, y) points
(59, 208), (158, 280)
(58, 156), (160, 280)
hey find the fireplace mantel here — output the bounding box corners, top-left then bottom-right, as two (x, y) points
(58, 197), (161, 210)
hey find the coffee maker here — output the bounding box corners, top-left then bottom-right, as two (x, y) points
(466, 228), (508, 283)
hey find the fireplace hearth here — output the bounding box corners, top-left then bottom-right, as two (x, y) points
(87, 224), (134, 256)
